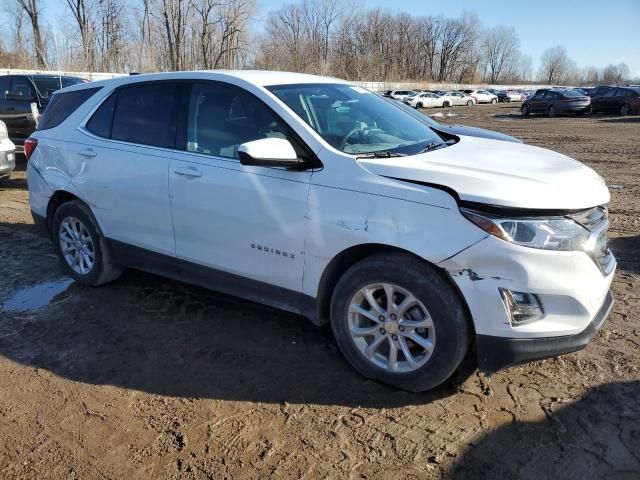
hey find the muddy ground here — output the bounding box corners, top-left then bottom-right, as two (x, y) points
(0, 103), (639, 479)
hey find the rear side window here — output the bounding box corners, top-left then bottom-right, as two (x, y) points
(37, 87), (101, 130)
(86, 82), (178, 148)
(112, 83), (177, 147)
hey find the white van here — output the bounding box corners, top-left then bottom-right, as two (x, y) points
(26, 71), (615, 391)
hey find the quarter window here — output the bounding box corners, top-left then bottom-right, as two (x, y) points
(184, 82), (292, 159)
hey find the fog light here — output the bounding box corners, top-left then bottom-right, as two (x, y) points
(499, 288), (543, 325)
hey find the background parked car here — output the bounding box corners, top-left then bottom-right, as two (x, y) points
(0, 74), (87, 147)
(521, 88), (591, 117)
(440, 91), (475, 107)
(487, 89), (508, 102)
(407, 92), (443, 108)
(388, 90), (417, 101)
(586, 85), (614, 99)
(505, 90), (524, 102)
(390, 99), (522, 143)
(463, 89), (498, 104)
(0, 120), (16, 184)
(591, 86), (640, 115)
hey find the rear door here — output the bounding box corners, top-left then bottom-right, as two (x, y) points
(78, 82), (178, 255)
(599, 88), (618, 112)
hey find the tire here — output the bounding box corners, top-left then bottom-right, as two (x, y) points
(443, 101), (451, 108)
(52, 200), (122, 286)
(547, 105), (556, 118)
(416, 102), (423, 109)
(506, 97), (511, 103)
(330, 252), (471, 392)
(466, 100), (473, 106)
(491, 98), (497, 104)
(521, 105), (529, 116)
(621, 103), (631, 116)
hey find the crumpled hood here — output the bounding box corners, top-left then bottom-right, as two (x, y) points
(358, 135), (610, 210)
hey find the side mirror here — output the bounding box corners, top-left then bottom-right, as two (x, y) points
(238, 138), (304, 168)
(5, 91), (35, 102)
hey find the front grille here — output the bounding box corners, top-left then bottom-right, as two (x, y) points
(569, 206), (614, 275)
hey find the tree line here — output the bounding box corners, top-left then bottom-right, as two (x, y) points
(0, 0), (634, 85)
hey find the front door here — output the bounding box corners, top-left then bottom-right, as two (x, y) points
(169, 81), (311, 292)
(1, 76), (36, 144)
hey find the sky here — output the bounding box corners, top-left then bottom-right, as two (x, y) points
(2, 0), (639, 77)
(256, 0), (640, 78)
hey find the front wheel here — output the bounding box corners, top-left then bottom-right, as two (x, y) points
(52, 200), (122, 286)
(466, 100), (474, 106)
(443, 101), (451, 108)
(330, 253), (471, 392)
(491, 98), (497, 104)
(416, 102), (423, 109)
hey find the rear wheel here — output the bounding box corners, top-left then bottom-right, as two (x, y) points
(548, 105), (556, 117)
(621, 103), (631, 116)
(416, 102), (423, 109)
(466, 100), (474, 106)
(521, 104), (529, 116)
(491, 98), (497, 104)
(52, 200), (122, 286)
(330, 253), (470, 392)
(443, 101), (451, 108)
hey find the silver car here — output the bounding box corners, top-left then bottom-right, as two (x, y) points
(439, 92), (475, 107)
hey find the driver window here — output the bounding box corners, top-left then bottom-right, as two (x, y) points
(186, 83), (291, 159)
(9, 77), (34, 98)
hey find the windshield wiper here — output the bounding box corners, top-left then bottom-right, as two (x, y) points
(356, 151), (407, 159)
(417, 141), (446, 154)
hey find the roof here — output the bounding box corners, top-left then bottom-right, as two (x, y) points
(59, 70), (352, 93)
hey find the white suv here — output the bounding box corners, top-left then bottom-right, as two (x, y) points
(26, 71), (615, 391)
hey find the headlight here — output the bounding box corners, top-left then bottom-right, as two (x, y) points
(461, 208), (591, 251)
(0, 121), (8, 140)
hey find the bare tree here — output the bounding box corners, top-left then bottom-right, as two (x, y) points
(15, 0), (48, 68)
(603, 63), (630, 84)
(480, 25), (519, 83)
(65, 0), (96, 70)
(582, 66), (599, 85)
(539, 46), (572, 84)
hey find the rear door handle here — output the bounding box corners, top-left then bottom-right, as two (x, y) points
(173, 166), (203, 178)
(77, 148), (97, 158)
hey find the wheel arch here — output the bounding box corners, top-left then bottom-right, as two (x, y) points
(46, 190), (84, 234)
(313, 243), (475, 337)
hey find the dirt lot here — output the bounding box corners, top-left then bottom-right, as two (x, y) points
(1, 103), (639, 479)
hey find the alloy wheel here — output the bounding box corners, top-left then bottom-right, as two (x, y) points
(347, 283), (436, 373)
(59, 216), (95, 275)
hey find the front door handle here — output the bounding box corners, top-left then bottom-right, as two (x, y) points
(78, 148), (97, 158)
(173, 166), (203, 178)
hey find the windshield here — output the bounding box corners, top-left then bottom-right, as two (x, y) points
(30, 76), (86, 99)
(268, 83), (444, 155)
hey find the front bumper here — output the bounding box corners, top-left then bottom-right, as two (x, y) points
(476, 289), (614, 373)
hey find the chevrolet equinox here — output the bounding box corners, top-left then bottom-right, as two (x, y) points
(26, 71), (615, 391)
